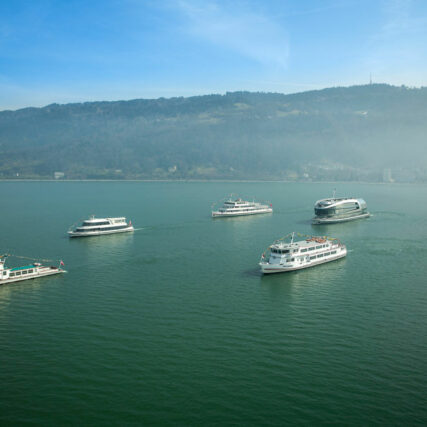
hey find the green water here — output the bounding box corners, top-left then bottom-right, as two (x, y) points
(1, 181), (427, 425)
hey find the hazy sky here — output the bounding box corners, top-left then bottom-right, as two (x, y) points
(1, 0), (427, 110)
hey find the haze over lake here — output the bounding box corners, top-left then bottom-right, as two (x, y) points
(1, 85), (427, 182)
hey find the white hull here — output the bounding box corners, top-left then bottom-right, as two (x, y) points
(212, 208), (272, 218)
(68, 226), (134, 237)
(312, 212), (370, 224)
(260, 248), (347, 274)
(0, 267), (66, 285)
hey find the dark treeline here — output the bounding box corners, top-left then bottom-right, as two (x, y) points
(0, 84), (426, 181)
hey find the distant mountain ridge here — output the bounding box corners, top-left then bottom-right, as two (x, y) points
(1, 84), (426, 181)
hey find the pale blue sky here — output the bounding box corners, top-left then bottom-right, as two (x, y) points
(1, 0), (427, 110)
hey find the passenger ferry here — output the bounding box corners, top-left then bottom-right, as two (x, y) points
(0, 255), (66, 285)
(259, 232), (346, 274)
(312, 194), (370, 224)
(212, 197), (272, 217)
(68, 216), (134, 237)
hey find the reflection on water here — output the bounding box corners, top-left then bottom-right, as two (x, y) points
(295, 218), (314, 225)
(0, 274), (62, 311)
(68, 232), (134, 251)
(67, 232), (135, 271)
(261, 256), (347, 299)
(310, 218), (366, 238)
(213, 212), (273, 224)
(372, 211), (405, 218)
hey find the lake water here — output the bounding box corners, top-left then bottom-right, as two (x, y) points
(1, 181), (427, 425)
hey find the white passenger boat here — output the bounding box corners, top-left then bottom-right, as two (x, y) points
(259, 232), (347, 274)
(212, 197), (272, 217)
(312, 193), (370, 224)
(68, 216), (134, 237)
(0, 255), (66, 285)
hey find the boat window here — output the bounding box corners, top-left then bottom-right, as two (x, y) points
(76, 224), (130, 232)
(82, 221), (110, 226)
(10, 273), (15, 277)
(308, 247), (314, 251)
(15, 271), (21, 276)
(310, 255), (316, 260)
(22, 270), (28, 275)
(331, 251), (337, 254)
(2, 271), (7, 276)
(28, 269), (33, 274)
(314, 207), (336, 217)
(317, 254), (323, 258)
(291, 258), (295, 262)
(301, 248), (307, 253)
(315, 246), (322, 249)
(324, 252), (331, 256)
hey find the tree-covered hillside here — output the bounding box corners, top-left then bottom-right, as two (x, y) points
(1, 84), (426, 181)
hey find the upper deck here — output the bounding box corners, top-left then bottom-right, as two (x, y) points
(80, 217), (127, 227)
(270, 237), (332, 252)
(315, 197), (358, 207)
(223, 199), (255, 207)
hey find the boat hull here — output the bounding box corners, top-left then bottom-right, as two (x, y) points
(0, 267), (66, 285)
(312, 212), (370, 224)
(260, 250), (347, 274)
(212, 208), (272, 218)
(68, 226), (134, 237)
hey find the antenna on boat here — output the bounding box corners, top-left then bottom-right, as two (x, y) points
(291, 232), (295, 244)
(332, 188), (336, 199)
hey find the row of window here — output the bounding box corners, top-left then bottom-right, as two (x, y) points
(271, 249), (290, 254)
(315, 205), (367, 217)
(76, 225), (129, 232)
(82, 221), (111, 226)
(301, 244), (328, 253)
(308, 250), (337, 260)
(9, 269), (34, 278)
(221, 208), (261, 212)
(273, 244), (331, 255)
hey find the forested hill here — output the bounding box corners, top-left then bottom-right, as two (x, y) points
(1, 84), (426, 181)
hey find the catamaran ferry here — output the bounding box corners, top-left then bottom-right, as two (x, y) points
(0, 255), (66, 285)
(312, 194), (370, 224)
(68, 216), (134, 237)
(259, 232), (347, 274)
(212, 197), (272, 218)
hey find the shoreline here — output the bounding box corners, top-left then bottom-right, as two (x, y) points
(0, 179), (424, 185)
